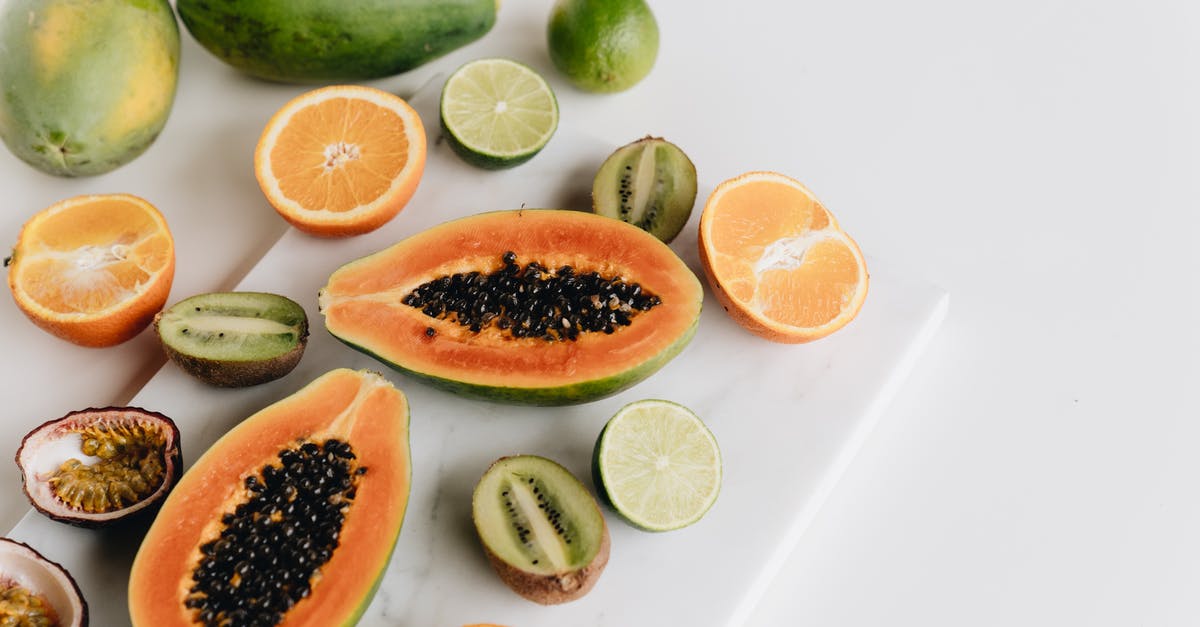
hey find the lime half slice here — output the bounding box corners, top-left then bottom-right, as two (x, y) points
(593, 399), (722, 531)
(440, 58), (559, 169)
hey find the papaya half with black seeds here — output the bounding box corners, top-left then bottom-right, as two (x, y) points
(128, 369), (411, 627)
(318, 209), (704, 405)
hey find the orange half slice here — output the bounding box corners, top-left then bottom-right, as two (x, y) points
(699, 171), (868, 343)
(7, 194), (175, 347)
(254, 85), (427, 237)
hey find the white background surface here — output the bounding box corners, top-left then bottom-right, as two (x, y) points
(1, 0), (1197, 625)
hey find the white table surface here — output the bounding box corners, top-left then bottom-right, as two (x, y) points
(1, 1), (1197, 626)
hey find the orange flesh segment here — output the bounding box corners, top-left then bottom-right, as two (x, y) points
(271, 97), (412, 213)
(756, 238), (863, 327)
(705, 181), (834, 259)
(18, 197), (171, 315)
(702, 173), (866, 336)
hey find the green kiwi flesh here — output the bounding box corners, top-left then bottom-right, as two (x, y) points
(592, 136), (698, 243)
(154, 292), (308, 387)
(472, 455), (610, 604)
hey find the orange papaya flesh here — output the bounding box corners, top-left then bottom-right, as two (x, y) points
(319, 210), (704, 405)
(128, 369), (411, 627)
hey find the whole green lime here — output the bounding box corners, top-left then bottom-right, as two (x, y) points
(547, 0), (660, 93)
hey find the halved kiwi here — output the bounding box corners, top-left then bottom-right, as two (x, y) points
(592, 135), (698, 243)
(471, 455), (609, 604)
(154, 292), (308, 387)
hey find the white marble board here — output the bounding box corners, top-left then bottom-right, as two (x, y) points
(6, 86), (948, 627)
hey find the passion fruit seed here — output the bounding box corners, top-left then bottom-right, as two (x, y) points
(48, 423), (167, 514)
(185, 439), (363, 627)
(0, 581), (59, 626)
(402, 252), (661, 341)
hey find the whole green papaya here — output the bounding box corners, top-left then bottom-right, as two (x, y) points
(0, 0), (180, 177)
(176, 0), (498, 83)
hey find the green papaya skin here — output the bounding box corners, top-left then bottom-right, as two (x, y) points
(176, 0), (499, 83)
(0, 0), (180, 177)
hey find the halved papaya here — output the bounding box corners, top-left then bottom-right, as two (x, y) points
(318, 209), (703, 405)
(127, 369), (411, 627)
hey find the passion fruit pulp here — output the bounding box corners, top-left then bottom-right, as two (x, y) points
(16, 407), (182, 527)
(0, 537), (88, 626)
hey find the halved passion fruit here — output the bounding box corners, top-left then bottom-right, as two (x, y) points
(16, 407), (182, 527)
(0, 537), (87, 626)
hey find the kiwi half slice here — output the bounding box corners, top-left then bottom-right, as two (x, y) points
(154, 292), (308, 387)
(592, 135), (698, 243)
(472, 455), (610, 604)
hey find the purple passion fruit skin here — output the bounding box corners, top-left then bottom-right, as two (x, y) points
(0, 537), (89, 626)
(15, 407), (182, 528)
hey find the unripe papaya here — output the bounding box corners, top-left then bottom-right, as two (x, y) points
(176, 0), (498, 83)
(0, 0), (180, 177)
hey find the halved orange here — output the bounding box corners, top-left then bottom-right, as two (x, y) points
(7, 194), (175, 347)
(698, 171), (868, 343)
(254, 85), (427, 237)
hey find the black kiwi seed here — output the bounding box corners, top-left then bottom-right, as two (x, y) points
(591, 136), (698, 244)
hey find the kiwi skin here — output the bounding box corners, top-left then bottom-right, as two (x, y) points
(153, 292), (309, 388)
(157, 336), (307, 388)
(482, 524), (610, 605)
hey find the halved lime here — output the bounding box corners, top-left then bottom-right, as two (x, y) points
(440, 58), (559, 170)
(592, 399), (721, 531)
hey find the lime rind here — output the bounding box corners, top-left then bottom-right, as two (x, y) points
(593, 399), (721, 532)
(547, 0), (660, 93)
(440, 58), (559, 169)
